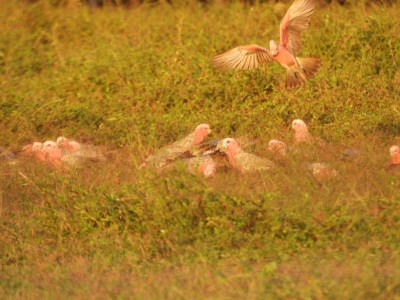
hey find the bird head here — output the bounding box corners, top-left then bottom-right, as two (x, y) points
(194, 124), (211, 144)
(291, 119), (308, 131)
(216, 138), (240, 155)
(32, 142), (44, 152)
(57, 136), (81, 152)
(390, 145), (399, 156)
(56, 136), (67, 145)
(390, 145), (400, 164)
(43, 141), (58, 152)
(269, 40), (279, 56)
(268, 139), (287, 156)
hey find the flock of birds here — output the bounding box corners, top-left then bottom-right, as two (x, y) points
(1, 0), (399, 181)
(0, 137), (105, 170)
(1, 119), (399, 182)
(138, 120), (400, 181)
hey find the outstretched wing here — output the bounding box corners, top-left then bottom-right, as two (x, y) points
(280, 0), (315, 53)
(211, 44), (272, 70)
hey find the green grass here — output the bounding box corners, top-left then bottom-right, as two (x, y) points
(1, 1), (400, 299)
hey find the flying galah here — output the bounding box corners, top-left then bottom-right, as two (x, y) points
(141, 123), (211, 169)
(211, 0), (320, 89)
(216, 138), (275, 173)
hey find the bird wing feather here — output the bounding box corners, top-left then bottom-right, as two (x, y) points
(280, 0), (315, 53)
(143, 134), (195, 168)
(237, 151), (275, 172)
(211, 44), (272, 70)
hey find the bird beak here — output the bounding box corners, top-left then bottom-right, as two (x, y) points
(215, 141), (224, 151)
(207, 129), (212, 134)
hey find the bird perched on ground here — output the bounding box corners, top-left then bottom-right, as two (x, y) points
(57, 136), (106, 165)
(43, 141), (63, 167)
(22, 142), (46, 161)
(268, 139), (288, 158)
(56, 136), (81, 152)
(211, 0), (320, 89)
(292, 119), (313, 143)
(291, 118), (328, 149)
(141, 124), (212, 169)
(20, 137), (105, 169)
(216, 138), (275, 173)
(181, 155), (217, 178)
(388, 145), (400, 172)
(308, 162), (339, 181)
(340, 148), (360, 161)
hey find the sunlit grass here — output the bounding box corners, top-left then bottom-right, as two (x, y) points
(1, 1), (400, 298)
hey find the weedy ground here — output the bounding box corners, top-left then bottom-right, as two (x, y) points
(1, 1), (400, 299)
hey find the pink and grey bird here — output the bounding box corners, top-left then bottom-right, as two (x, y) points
(141, 124), (212, 169)
(43, 141), (63, 167)
(292, 119), (312, 143)
(216, 138), (275, 173)
(23, 142), (46, 161)
(308, 162), (339, 181)
(388, 145), (400, 172)
(340, 148), (360, 161)
(211, 0), (320, 89)
(57, 136), (105, 166)
(181, 155), (217, 178)
(56, 136), (81, 152)
(291, 119), (328, 148)
(268, 139), (288, 157)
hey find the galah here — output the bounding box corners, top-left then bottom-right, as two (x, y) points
(74, 146), (105, 162)
(28, 142), (46, 161)
(211, 0), (320, 89)
(191, 138), (232, 172)
(216, 138), (275, 173)
(43, 141), (63, 167)
(291, 119), (313, 143)
(308, 162), (339, 181)
(141, 123), (211, 169)
(292, 119), (328, 149)
(57, 136), (105, 163)
(388, 145), (400, 172)
(340, 148), (360, 161)
(268, 139), (288, 157)
(182, 155), (217, 178)
(20, 142), (46, 161)
(56, 136), (81, 152)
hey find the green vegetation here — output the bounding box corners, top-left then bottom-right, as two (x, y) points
(1, 1), (400, 298)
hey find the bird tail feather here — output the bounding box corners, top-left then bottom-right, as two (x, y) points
(285, 57), (320, 89)
(297, 57), (321, 79)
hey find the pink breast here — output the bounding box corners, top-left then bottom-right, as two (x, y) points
(274, 46), (296, 66)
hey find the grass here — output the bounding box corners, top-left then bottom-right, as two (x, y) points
(1, 0), (400, 298)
